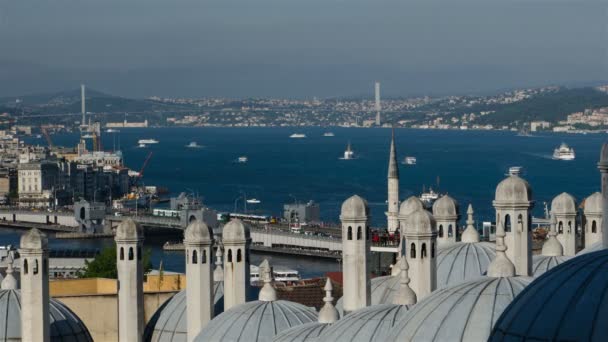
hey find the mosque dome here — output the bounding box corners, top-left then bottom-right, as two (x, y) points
(272, 322), (331, 342)
(194, 300), (317, 342)
(531, 255), (571, 277)
(551, 192), (576, 214)
(336, 275), (398, 311)
(578, 242), (603, 255)
(144, 282), (228, 342)
(404, 208), (436, 234)
(222, 219), (250, 242)
(494, 176), (532, 204)
(387, 276), (531, 341)
(584, 192), (602, 214)
(19, 228), (48, 250)
(490, 249), (608, 341)
(0, 289), (93, 341)
(319, 304), (410, 342)
(184, 220), (213, 242)
(399, 196), (424, 217)
(115, 219), (143, 240)
(340, 195), (369, 219)
(436, 242), (496, 288)
(432, 195), (459, 219)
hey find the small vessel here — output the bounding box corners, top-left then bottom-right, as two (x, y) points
(403, 157), (417, 165)
(420, 187), (440, 206)
(250, 265), (300, 285)
(138, 143), (147, 148)
(246, 198), (261, 204)
(35, 134), (42, 139)
(323, 132), (335, 137)
(237, 156), (248, 163)
(82, 134), (94, 139)
(553, 143), (575, 160)
(106, 129), (119, 133)
(342, 141), (354, 160)
(186, 141), (202, 148)
(289, 133), (307, 139)
(507, 166), (523, 176)
(138, 139), (159, 144)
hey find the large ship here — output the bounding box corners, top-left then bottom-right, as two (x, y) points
(289, 133), (307, 139)
(553, 143), (575, 160)
(420, 187), (440, 207)
(506, 166), (523, 176)
(138, 139), (159, 144)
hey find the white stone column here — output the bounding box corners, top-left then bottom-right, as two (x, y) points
(222, 219), (251, 310)
(386, 129), (400, 233)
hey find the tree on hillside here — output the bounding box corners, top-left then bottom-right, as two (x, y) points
(79, 246), (153, 279)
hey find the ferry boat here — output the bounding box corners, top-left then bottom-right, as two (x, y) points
(246, 198), (261, 204)
(420, 187), (440, 206)
(289, 133), (307, 139)
(342, 142), (354, 160)
(138, 139), (159, 144)
(250, 265), (300, 284)
(506, 166), (523, 176)
(237, 156), (248, 163)
(403, 157), (417, 165)
(138, 143), (147, 148)
(323, 132), (335, 137)
(185, 141), (202, 148)
(106, 129), (120, 133)
(553, 143), (575, 160)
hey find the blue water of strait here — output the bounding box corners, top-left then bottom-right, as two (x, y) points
(8, 127), (606, 276)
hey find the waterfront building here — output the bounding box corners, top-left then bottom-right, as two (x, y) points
(17, 161), (60, 208)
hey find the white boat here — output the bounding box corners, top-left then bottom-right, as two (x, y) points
(323, 132), (335, 137)
(106, 129), (119, 133)
(289, 133), (307, 139)
(420, 187), (440, 205)
(403, 157), (417, 165)
(35, 134), (42, 139)
(138, 139), (159, 144)
(237, 156), (248, 163)
(507, 166), (523, 176)
(82, 134), (93, 139)
(246, 198), (261, 204)
(553, 143), (575, 160)
(186, 141), (202, 148)
(342, 141), (354, 160)
(250, 265), (300, 284)
(138, 143), (147, 148)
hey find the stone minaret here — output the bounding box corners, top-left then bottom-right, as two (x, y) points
(493, 175), (534, 277)
(599, 143), (608, 249)
(542, 213), (564, 256)
(404, 208), (437, 299)
(432, 195), (460, 245)
(551, 192), (577, 256)
(461, 204), (480, 243)
(318, 278), (339, 324)
(184, 220), (214, 341)
(386, 129), (400, 233)
(115, 219), (144, 342)
(340, 195), (371, 314)
(19, 228), (50, 342)
(222, 219), (251, 310)
(583, 192), (603, 247)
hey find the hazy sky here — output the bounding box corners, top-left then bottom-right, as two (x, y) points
(0, 0), (606, 98)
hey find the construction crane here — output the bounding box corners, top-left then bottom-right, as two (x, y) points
(40, 126), (53, 148)
(138, 152), (153, 180)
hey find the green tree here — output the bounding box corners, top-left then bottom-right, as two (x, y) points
(79, 246), (153, 279)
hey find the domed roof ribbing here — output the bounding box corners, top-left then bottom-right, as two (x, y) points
(194, 300), (317, 342)
(531, 255), (571, 276)
(184, 220), (213, 243)
(336, 275), (398, 311)
(320, 304), (410, 342)
(490, 249), (608, 341)
(494, 175), (532, 204)
(0, 289), (93, 341)
(399, 196), (424, 217)
(551, 192), (576, 214)
(144, 282), (227, 342)
(222, 219), (250, 242)
(387, 276), (531, 342)
(404, 208), (436, 234)
(584, 192), (602, 214)
(436, 242), (496, 288)
(115, 219), (143, 240)
(20, 228), (48, 249)
(432, 195), (459, 219)
(272, 322), (331, 342)
(340, 195), (369, 219)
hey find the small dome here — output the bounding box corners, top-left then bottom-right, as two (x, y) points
(222, 219), (250, 243)
(184, 220), (213, 243)
(115, 219), (143, 240)
(404, 208), (436, 234)
(272, 322), (331, 342)
(436, 242), (496, 288)
(531, 255), (571, 277)
(399, 196), (424, 218)
(319, 304), (410, 342)
(494, 176), (532, 204)
(0, 289), (93, 341)
(490, 249), (608, 341)
(432, 195), (459, 219)
(20, 228), (48, 250)
(584, 192), (602, 214)
(144, 282), (228, 341)
(340, 195), (369, 220)
(195, 300), (317, 342)
(387, 276), (531, 342)
(551, 192), (576, 215)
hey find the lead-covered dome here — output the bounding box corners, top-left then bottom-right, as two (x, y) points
(531, 255), (571, 277)
(194, 300), (317, 342)
(436, 242), (496, 288)
(584, 192), (602, 214)
(387, 276), (531, 342)
(184, 220), (213, 243)
(578, 242), (603, 255)
(494, 176), (532, 204)
(399, 196), (424, 217)
(491, 249), (608, 341)
(336, 275), (399, 312)
(222, 219), (250, 242)
(272, 322), (331, 342)
(551, 192), (576, 214)
(340, 195), (369, 219)
(20, 228), (48, 250)
(432, 195), (459, 219)
(0, 289), (92, 341)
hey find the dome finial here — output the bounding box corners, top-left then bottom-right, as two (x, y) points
(487, 221), (515, 277)
(542, 212), (563, 256)
(393, 256), (417, 305)
(318, 278), (340, 323)
(258, 259), (277, 302)
(461, 204), (480, 243)
(213, 247), (224, 281)
(1, 252), (17, 290)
